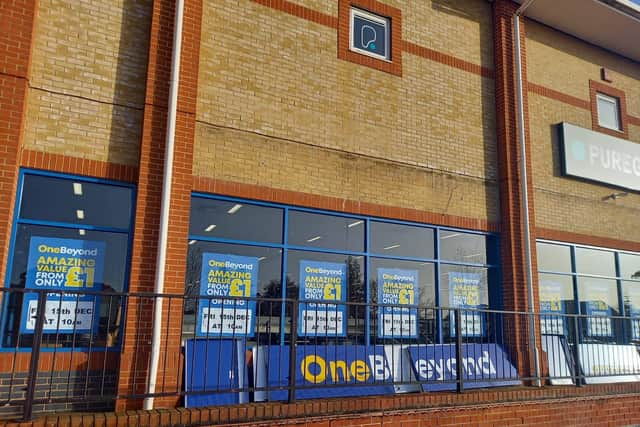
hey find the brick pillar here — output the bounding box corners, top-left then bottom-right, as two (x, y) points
(0, 0), (37, 299)
(492, 0), (542, 380)
(116, 0), (202, 410)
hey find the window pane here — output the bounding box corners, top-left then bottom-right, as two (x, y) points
(439, 264), (489, 341)
(189, 198), (283, 243)
(183, 241), (283, 343)
(370, 258), (436, 343)
(623, 281), (640, 316)
(287, 211), (364, 252)
(370, 221), (434, 258)
(19, 174), (133, 229)
(539, 273), (576, 314)
(286, 251), (365, 343)
(439, 231), (487, 264)
(578, 277), (619, 339)
(575, 247), (616, 277)
(619, 253), (640, 281)
(536, 242), (571, 273)
(3, 224), (130, 348)
(597, 93), (620, 130)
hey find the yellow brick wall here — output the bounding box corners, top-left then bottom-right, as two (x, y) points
(22, 0), (152, 166)
(526, 20), (640, 242)
(194, 0), (498, 222)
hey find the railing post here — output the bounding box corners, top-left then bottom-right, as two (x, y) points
(455, 309), (464, 393)
(572, 315), (583, 387)
(23, 291), (47, 421)
(288, 300), (298, 404)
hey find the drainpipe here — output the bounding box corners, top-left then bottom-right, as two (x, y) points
(513, 0), (541, 386)
(144, 0), (185, 410)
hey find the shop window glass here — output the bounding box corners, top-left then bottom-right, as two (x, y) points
(619, 253), (640, 281)
(3, 172), (134, 349)
(536, 242), (572, 273)
(369, 258), (435, 342)
(578, 277), (619, 339)
(622, 281), (640, 340)
(575, 247), (616, 277)
(287, 211), (364, 252)
(439, 231), (487, 264)
(538, 273), (575, 335)
(439, 264), (489, 341)
(189, 198), (283, 244)
(19, 174), (132, 229)
(286, 250), (365, 342)
(370, 221), (434, 259)
(183, 241), (282, 343)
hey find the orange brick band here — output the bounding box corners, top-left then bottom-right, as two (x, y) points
(192, 176), (499, 233)
(20, 149), (138, 182)
(537, 227), (640, 253)
(527, 82), (590, 110)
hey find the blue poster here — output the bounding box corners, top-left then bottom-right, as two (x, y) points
(583, 283), (612, 337)
(539, 280), (566, 335)
(408, 344), (520, 391)
(184, 339), (247, 407)
(298, 261), (347, 337)
(377, 268), (418, 338)
(448, 272), (485, 337)
(627, 287), (640, 340)
(20, 237), (105, 334)
(197, 253), (258, 338)
(253, 345), (394, 401)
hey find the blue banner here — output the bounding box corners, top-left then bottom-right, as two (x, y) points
(254, 345), (394, 400)
(298, 261), (347, 337)
(448, 272), (485, 337)
(377, 268), (418, 338)
(539, 279), (566, 335)
(184, 339), (247, 407)
(407, 344), (520, 391)
(197, 253), (258, 338)
(20, 237), (105, 334)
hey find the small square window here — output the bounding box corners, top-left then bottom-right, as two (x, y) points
(596, 93), (621, 131)
(349, 8), (390, 61)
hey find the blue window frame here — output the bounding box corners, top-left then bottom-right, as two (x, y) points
(1, 169), (136, 351)
(186, 193), (500, 345)
(537, 240), (640, 342)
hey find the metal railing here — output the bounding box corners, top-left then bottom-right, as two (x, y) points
(2, 288), (640, 420)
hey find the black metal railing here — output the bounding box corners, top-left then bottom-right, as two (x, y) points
(2, 288), (640, 420)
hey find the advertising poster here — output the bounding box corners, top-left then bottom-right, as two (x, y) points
(197, 253), (258, 338)
(584, 284), (612, 337)
(448, 272), (484, 337)
(298, 260), (347, 337)
(377, 268), (418, 338)
(539, 280), (565, 335)
(20, 236), (105, 334)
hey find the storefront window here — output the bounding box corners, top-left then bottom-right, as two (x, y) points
(2, 171), (135, 349)
(537, 242), (572, 273)
(185, 194), (499, 345)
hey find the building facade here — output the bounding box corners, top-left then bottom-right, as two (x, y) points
(1, 0), (640, 424)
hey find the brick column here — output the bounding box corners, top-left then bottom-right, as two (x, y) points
(0, 0), (37, 299)
(116, 0), (202, 410)
(492, 0), (542, 380)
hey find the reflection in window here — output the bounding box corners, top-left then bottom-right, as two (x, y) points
(439, 231), (487, 264)
(578, 277), (618, 339)
(575, 247), (616, 277)
(537, 242), (572, 273)
(370, 222), (434, 259)
(620, 253), (640, 281)
(190, 197), (283, 243)
(288, 211), (364, 252)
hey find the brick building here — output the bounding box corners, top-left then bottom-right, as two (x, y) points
(1, 0), (640, 425)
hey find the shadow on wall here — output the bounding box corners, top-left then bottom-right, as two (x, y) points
(431, 0), (500, 222)
(107, 0), (154, 172)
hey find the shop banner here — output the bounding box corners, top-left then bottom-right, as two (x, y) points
(298, 260), (347, 337)
(407, 343), (520, 391)
(253, 344), (394, 401)
(184, 339), (248, 407)
(579, 344), (640, 384)
(20, 237), (105, 334)
(448, 272), (484, 337)
(583, 284), (612, 337)
(539, 280), (566, 335)
(197, 253), (258, 338)
(377, 268), (418, 338)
